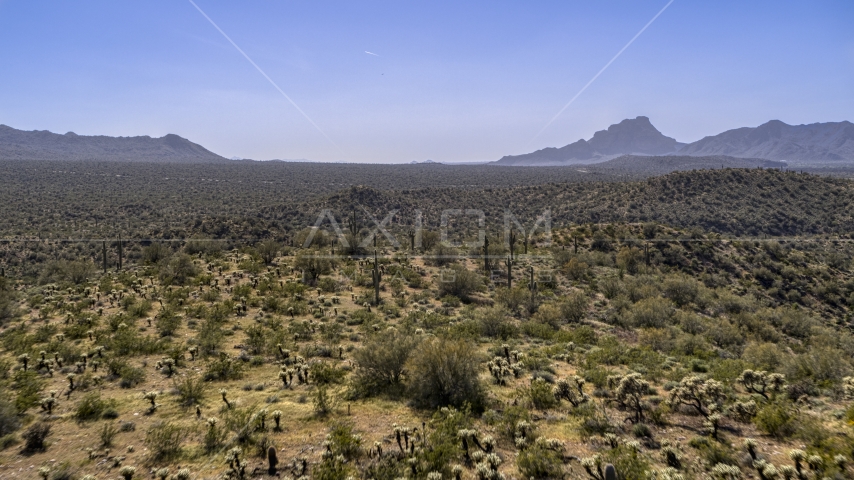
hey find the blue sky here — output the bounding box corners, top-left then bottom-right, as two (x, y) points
(0, 1), (852, 163)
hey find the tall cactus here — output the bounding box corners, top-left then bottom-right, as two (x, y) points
(529, 266), (536, 310)
(604, 464), (617, 480)
(505, 256), (512, 288)
(372, 250), (382, 305)
(116, 234), (123, 271)
(483, 236), (490, 272)
(509, 231), (517, 260)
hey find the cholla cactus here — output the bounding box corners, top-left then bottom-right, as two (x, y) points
(710, 464), (742, 479)
(778, 465), (796, 479)
(534, 437), (564, 452)
(278, 369), (289, 387)
(173, 468), (191, 480)
(144, 391), (158, 412)
(737, 370), (786, 400)
(668, 376), (726, 418)
(647, 468), (684, 480)
(427, 472), (443, 480)
(38, 466), (50, 480)
(155, 468), (169, 480)
(581, 455), (604, 480)
(271, 410), (283, 430)
(661, 441), (682, 469)
(743, 438), (758, 460)
(451, 465), (464, 480)
(474, 453), (503, 480)
(730, 400), (758, 422)
(40, 396), (57, 414)
(609, 373), (652, 423)
(788, 449), (806, 475)
(256, 408), (268, 430)
(703, 413), (722, 439)
(843, 377), (854, 399)
(758, 462), (779, 479)
(486, 356), (514, 385)
(806, 455), (823, 472)
(220, 388), (232, 409)
(161, 358), (176, 376)
(555, 375), (589, 407)
(18, 353), (30, 371)
(119, 466), (136, 480)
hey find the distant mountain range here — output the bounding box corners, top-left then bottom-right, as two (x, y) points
(0, 125), (226, 163)
(2, 117), (852, 167)
(495, 117), (854, 166)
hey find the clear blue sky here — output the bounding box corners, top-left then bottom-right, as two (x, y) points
(1, 1), (852, 163)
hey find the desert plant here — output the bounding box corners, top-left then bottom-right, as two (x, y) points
(100, 421), (118, 447)
(608, 373), (653, 424)
(144, 421), (185, 461)
(406, 337), (485, 411)
(174, 374), (206, 407)
(351, 329), (420, 397)
(668, 376), (726, 418)
(736, 370), (785, 400)
(22, 422), (51, 452)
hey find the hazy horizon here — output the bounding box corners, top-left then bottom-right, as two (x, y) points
(1, 0), (852, 163)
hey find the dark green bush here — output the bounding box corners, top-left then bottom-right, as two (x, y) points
(754, 401), (798, 439)
(144, 421), (185, 461)
(351, 329), (419, 398)
(74, 392), (115, 422)
(516, 440), (565, 479)
(406, 337), (485, 411)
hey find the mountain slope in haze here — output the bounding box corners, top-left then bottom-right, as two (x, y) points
(0, 124), (227, 163)
(494, 116), (685, 166)
(584, 154), (786, 175)
(677, 119), (854, 164)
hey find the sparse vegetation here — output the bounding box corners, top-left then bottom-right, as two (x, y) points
(2, 163), (854, 478)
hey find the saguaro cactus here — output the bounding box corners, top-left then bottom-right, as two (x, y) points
(504, 256), (512, 288)
(483, 236), (490, 272)
(372, 250), (382, 305)
(267, 445), (278, 474)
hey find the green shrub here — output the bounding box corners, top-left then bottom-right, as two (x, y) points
(326, 421), (363, 460)
(754, 401), (798, 439)
(0, 397), (21, 437)
(603, 444), (650, 480)
(144, 421), (185, 461)
(155, 307), (182, 337)
(174, 374), (207, 407)
(406, 337), (485, 411)
(74, 392), (115, 422)
(477, 306), (516, 339)
(517, 440), (565, 479)
(13, 370), (44, 413)
(22, 422), (50, 452)
(204, 354), (243, 381)
(625, 297), (675, 328)
(437, 265), (484, 300)
(351, 329), (419, 398)
(561, 291), (589, 323)
(525, 378), (559, 410)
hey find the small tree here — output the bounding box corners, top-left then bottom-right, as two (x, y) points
(257, 240), (281, 265)
(555, 375), (589, 407)
(736, 370), (785, 400)
(668, 376), (725, 418)
(406, 337), (485, 411)
(608, 373), (652, 423)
